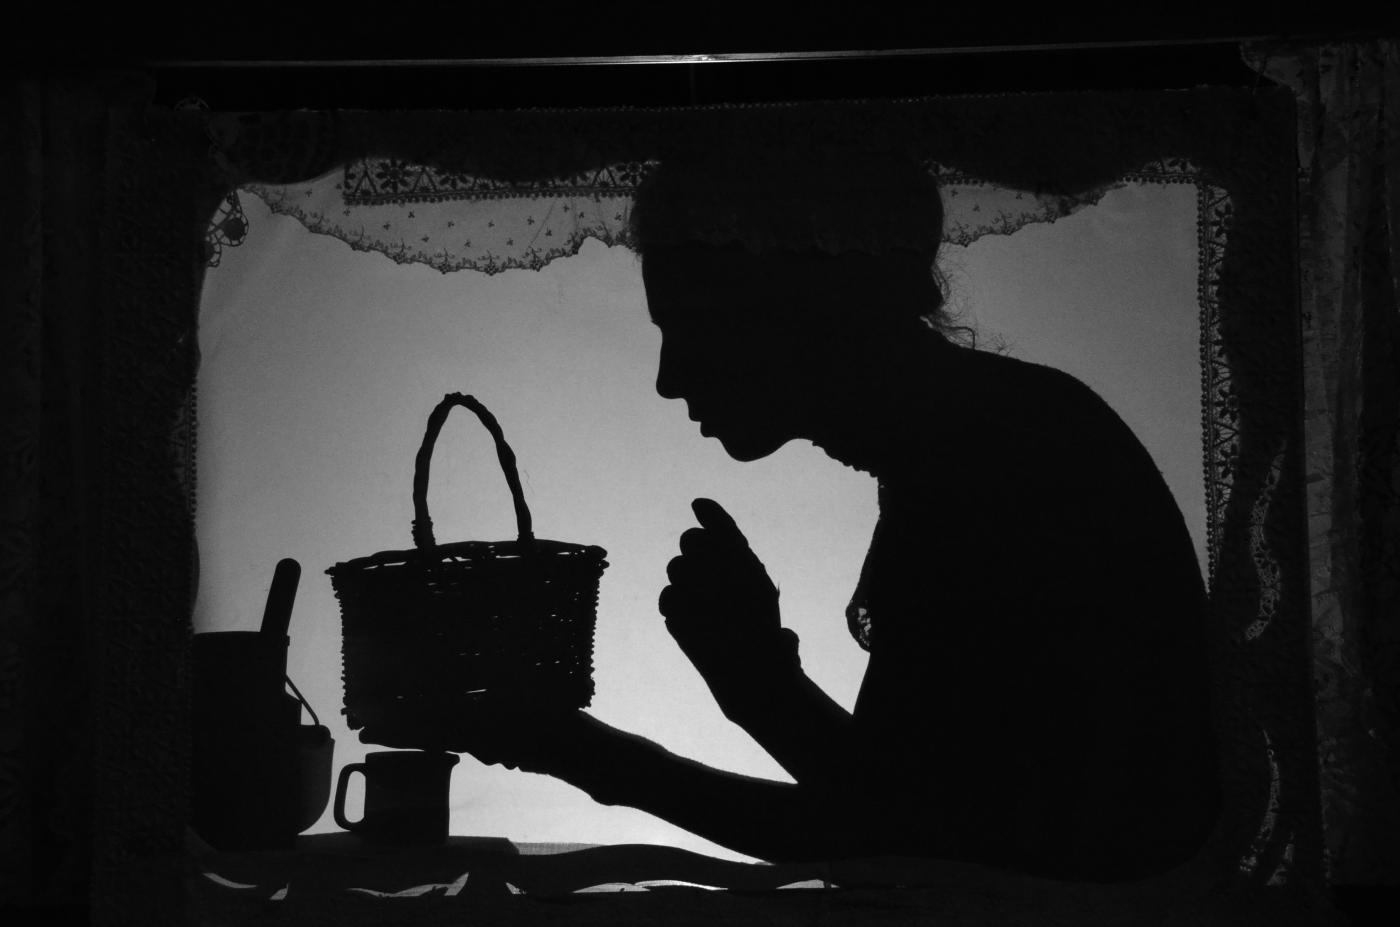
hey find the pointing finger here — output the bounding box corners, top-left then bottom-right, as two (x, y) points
(691, 498), (745, 544)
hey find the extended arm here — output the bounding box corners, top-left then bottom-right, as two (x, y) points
(359, 706), (866, 860)
(544, 714), (889, 863)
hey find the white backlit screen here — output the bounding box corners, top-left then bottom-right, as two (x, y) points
(196, 181), (1203, 860)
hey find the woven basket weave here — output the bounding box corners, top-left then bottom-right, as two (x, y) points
(327, 394), (607, 741)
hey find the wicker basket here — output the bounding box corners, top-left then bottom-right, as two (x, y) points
(327, 393), (607, 741)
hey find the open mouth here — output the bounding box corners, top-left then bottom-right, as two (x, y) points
(685, 403), (718, 438)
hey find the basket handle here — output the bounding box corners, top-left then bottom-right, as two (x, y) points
(411, 393), (534, 550)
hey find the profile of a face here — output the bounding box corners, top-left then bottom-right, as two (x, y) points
(630, 153), (949, 463)
(643, 245), (832, 462)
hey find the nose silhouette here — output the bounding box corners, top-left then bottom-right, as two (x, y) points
(655, 336), (685, 401)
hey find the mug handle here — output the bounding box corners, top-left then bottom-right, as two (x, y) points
(333, 763), (368, 833)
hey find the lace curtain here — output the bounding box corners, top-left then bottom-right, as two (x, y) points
(1244, 39), (1400, 885)
(239, 159), (1129, 276)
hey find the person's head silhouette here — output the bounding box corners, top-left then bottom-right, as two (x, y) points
(630, 151), (959, 463)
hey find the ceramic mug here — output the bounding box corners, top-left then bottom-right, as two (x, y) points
(334, 750), (459, 845)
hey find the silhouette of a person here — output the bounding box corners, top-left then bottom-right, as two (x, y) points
(377, 154), (1222, 882)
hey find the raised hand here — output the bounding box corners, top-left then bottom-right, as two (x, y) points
(659, 498), (799, 720)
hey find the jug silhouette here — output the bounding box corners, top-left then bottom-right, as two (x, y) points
(191, 559), (335, 850)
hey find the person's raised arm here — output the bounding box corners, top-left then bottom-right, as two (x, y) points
(661, 498), (853, 785)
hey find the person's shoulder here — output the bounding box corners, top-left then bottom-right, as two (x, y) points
(965, 350), (1121, 437)
(973, 349), (1100, 399)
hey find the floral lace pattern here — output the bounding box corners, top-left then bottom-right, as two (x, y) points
(240, 160), (1132, 276)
